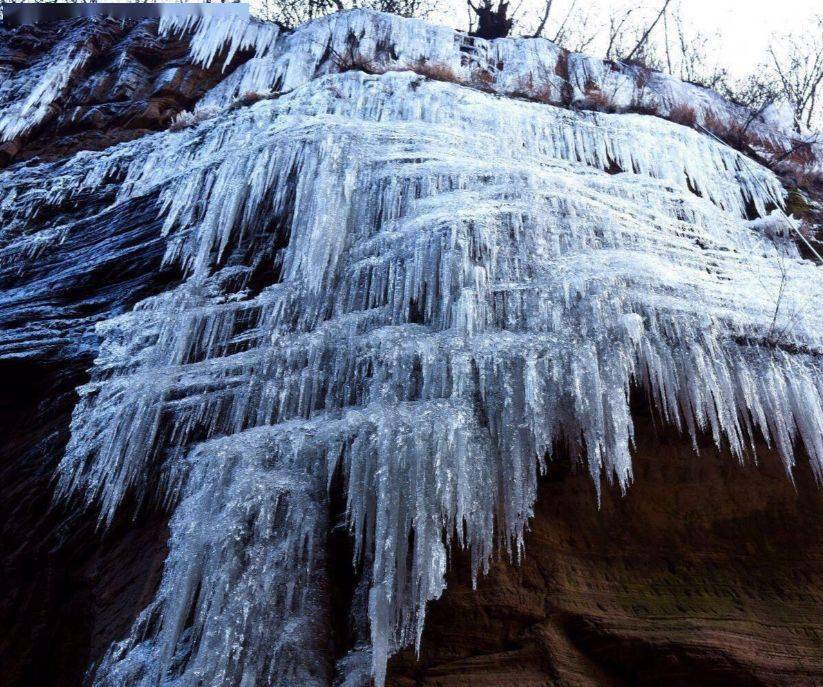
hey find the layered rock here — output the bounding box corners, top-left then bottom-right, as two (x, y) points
(0, 14), (249, 165)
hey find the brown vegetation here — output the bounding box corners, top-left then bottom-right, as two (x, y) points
(472, 66), (496, 90)
(414, 59), (458, 84)
(226, 90), (285, 112)
(167, 105), (220, 131)
(581, 87), (616, 113)
(668, 103), (697, 128)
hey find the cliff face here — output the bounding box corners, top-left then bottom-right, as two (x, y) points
(0, 18), (200, 686)
(0, 16), (237, 165)
(1, 10), (822, 687)
(388, 416), (823, 687)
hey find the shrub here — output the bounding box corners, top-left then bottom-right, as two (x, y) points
(668, 103), (697, 128)
(168, 105), (221, 131)
(786, 188), (811, 216)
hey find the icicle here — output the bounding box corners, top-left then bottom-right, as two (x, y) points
(14, 71), (822, 686)
(0, 27), (91, 142)
(92, 429), (332, 687)
(158, 10), (280, 72)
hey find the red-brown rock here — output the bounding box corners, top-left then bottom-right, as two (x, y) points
(387, 414), (823, 686)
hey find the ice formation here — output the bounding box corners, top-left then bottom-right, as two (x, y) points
(1, 9), (822, 687)
(159, 8), (820, 164)
(159, 8), (280, 70)
(0, 22), (92, 142)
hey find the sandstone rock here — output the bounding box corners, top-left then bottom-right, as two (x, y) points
(387, 415), (823, 686)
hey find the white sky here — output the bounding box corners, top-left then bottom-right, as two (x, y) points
(428, 0), (821, 79)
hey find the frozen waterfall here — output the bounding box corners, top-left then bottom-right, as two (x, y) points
(1, 9), (821, 687)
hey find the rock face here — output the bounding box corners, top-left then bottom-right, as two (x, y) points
(388, 415), (823, 687)
(0, 16), (236, 166)
(1, 9), (822, 687)
(0, 16), (201, 687)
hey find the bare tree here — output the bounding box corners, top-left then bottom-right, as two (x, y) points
(468, 0), (514, 39)
(529, 0), (553, 39)
(623, 0), (671, 62)
(667, 9), (728, 89)
(716, 16), (822, 137)
(765, 16), (823, 131)
(548, 0), (590, 48)
(503, 0), (664, 65)
(723, 74), (778, 116)
(549, 2), (669, 67)
(513, 0), (598, 52)
(604, 7), (637, 60)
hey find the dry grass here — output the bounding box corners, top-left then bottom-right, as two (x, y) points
(702, 109), (742, 146)
(226, 90), (282, 112)
(581, 87), (616, 113)
(778, 139), (818, 166)
(531, 82), (556, 103)
(472, 67), (495, 89)
(668, 103), (697, 128)
(168, 105), (220, 131)
(633, 68), (650, 91)
(414, 60), (458, 84)
(237, 91), (268, 107)
(510, 61), (561, 104)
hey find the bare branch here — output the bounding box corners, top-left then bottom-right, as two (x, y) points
(605, 8), (635, 61)
(549, 0), (577, 45)
(625, 0), (672, 62)
(529, 0), (552, 39)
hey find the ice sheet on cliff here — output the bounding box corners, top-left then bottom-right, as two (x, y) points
(0, 21), (92, 142)
(1, 9), (822, 687)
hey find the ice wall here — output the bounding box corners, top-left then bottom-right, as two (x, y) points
(1, 10), (821, 687)
(162, 9), (818, 161)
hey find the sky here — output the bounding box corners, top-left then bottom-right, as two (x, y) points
(427, 0), (821, 80)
